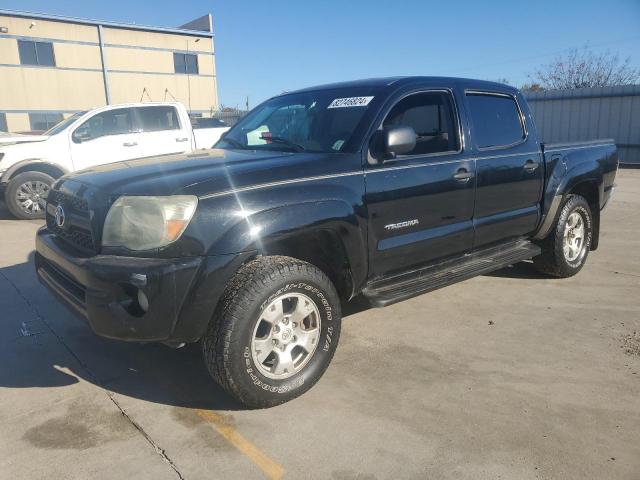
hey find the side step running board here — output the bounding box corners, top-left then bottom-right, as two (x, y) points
(362, 240), (541, 307)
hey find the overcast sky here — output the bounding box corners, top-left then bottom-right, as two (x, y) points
(3, 0), (639, 108)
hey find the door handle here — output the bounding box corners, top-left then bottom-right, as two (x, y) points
(123, 141), (138, 147)
(524, 159), (540, 172)
(175, 137), (189, 142)
(453, 168), (474, 182)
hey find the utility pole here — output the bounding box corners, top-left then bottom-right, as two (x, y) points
(187, 38), (201, 115)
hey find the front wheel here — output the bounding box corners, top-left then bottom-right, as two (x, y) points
(201, 256), (341, 408)
(533, 194), (593, 278)
(4, 171), (54, 220)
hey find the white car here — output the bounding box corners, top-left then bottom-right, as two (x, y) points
(0, 102), (229, 219)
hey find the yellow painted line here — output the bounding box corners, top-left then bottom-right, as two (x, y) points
(196, 409), (285, 480)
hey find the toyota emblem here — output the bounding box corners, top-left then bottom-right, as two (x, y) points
(54, 205), (66, 228)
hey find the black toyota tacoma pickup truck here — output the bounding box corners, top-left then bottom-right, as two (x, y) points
(35, 77), (618, 408)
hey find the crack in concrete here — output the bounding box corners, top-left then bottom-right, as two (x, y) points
(607, 269), (640, 279)
(0, 269), (186, 480)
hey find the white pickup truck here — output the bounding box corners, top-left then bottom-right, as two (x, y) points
(0, 102), (229, 219)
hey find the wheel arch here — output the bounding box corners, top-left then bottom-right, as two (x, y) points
(1, 159), (68, 184)
(535, 158), (602, 250)
(262, 228), (355, 301)
(566, 180), (600, 250)
(206, 199), (368, 301)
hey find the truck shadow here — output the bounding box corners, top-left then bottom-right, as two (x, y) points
(0, 202), (47, 223)
(0, 251), (547, 412)
(484, 261), (550, 280)
(0, 252), (245, 411)
(0, 202), (13, 220)
(0, 252), (374, 411)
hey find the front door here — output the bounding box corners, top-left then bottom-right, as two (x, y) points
(70, 107), (142, 171)
(464, 91), (544, 247)
(365, 90), (476, 278)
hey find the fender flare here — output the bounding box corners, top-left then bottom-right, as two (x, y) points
(534, 160), (601, 240)
(209, 199), (368, 296)
(0, 159), (69, 184)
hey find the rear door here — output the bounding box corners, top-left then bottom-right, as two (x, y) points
(135, 105), (192, 157)
(365, 89), (476, 278)
(464, 91), (544, 247)
(70, 107), (142, 171)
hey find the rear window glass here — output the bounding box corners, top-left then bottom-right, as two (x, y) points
(137, 106), (180, 132)
(466, 93), (525, 149)
(191, 117), (228, 129)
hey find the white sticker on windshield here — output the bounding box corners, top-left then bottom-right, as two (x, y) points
(327, 96), (374, 109)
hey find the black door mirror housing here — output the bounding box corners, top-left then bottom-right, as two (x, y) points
(370, 125), (417, 163)
(72, 126), (91, 144)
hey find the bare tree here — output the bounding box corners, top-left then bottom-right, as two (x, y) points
(530, 48), (640, 89)
(521, 82), (544, 92)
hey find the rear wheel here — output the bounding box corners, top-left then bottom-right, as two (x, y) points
(201, 256), (341, 408)
(533, 194), (593, 277)
(4, 171), (54, 220)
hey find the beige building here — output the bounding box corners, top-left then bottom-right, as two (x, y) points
(0, 9), (218, 132)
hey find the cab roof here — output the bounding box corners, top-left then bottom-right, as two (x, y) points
(287, 76), (518, 95)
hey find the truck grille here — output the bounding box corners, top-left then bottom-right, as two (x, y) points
(46, 190), (97, 254)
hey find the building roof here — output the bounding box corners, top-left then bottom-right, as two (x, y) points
(0, 9), (213, 37)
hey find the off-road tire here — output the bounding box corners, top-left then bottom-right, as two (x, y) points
(533, 194), (593, 278)
(201, 256), (342, 408)
(5, 171), (54, 220)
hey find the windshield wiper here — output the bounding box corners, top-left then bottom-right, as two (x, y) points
(266, 137), (305, 152)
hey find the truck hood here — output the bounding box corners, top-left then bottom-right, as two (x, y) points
(0, 133), (49, 146)
(0, 137), (57, 173)
(62, 148), (340, 197)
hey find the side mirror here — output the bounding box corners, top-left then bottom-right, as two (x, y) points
(370, 125), (416, 163)
(72, 126), (91, 143)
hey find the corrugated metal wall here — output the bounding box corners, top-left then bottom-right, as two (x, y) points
(524, 85), (640, 165)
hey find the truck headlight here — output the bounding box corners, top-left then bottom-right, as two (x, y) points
(102, 196), (198, 251)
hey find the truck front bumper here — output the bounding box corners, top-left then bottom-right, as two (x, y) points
(35, 227), (248, 343)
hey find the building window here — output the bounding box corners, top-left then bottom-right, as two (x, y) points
(173, 52), (198, 74)
(18, 40), (56, 67)
(0, 113), (7, 132)
(29, 113), (64, 132)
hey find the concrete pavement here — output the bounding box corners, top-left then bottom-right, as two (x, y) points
(1, 170), (639, 479)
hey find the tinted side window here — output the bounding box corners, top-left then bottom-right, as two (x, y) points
(137, 107), (180, 132)
(0, 113), (7, 132)
(73, 108), (134, 142)
(29, 113), (63, 131)
(383, 92), (460, 156)
(466, 93), (524, 149)
(18, 40), (55, 66)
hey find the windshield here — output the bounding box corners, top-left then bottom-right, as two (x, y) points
(216, 88), (381, 153)
(45, 111), (86, 136)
